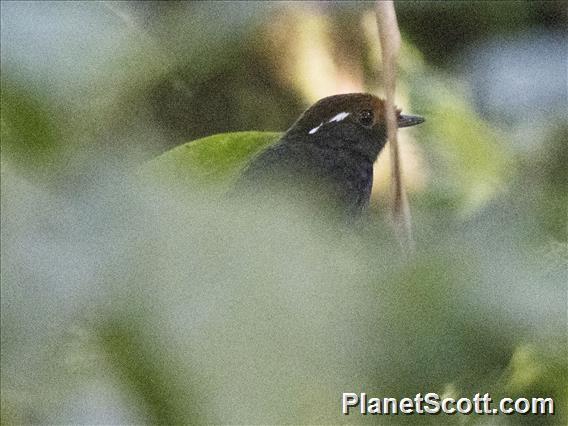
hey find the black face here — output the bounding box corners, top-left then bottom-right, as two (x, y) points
(292, 107), (388, 162)
(287, 93), (424, 163)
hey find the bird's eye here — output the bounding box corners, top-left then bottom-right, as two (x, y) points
(359, 109), (374, 127)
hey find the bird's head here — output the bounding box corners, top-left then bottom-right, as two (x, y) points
(286, 93), (424, 161)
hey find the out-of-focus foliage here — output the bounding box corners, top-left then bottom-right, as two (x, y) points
(142, 131), (280, 197)
(395, 1), (566, 68)
(407, 73), (511, 216)
(2, 166), (565, 424)
(1, 1), (566, 424)
(0, 80), (63, 179)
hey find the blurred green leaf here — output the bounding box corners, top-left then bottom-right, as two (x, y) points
(141, 131), (281, 195)
(0, 80), (62, 178)
(408, 73), (512, 216)
(97, 316), (204, 425)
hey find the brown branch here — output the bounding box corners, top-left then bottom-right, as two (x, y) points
(375, 0), (413, 250)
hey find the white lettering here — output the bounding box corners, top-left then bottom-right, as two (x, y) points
(424, 393), (440, 414)
(342, 393), (359, 415)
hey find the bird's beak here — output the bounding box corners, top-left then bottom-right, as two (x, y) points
(397, 114), (425, 128)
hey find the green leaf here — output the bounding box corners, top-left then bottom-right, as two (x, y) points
(140, 131), (281, 196)
(408, 74), (511, 216)
(97, 316), (205, 425)
(0, 79), (62, 178)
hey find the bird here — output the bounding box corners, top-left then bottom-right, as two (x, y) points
(233, 93), (424, 216)
(142, 93), (424, 217)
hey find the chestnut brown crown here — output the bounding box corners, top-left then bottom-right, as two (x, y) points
(292, 93), (424, 134)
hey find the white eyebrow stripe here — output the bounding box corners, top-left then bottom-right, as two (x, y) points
(328, 111), (350, 123)
(308, 123), (322, 134)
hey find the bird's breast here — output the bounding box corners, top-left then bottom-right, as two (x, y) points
(305, 146), (374, 212)
(237, 141), (375, 215)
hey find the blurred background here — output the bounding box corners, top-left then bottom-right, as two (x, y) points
(1, 1), (566, 424)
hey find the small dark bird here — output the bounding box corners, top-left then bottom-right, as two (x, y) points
(235, 93), (424, 216)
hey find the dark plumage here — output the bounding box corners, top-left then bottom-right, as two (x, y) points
(236, 93), (424, 216)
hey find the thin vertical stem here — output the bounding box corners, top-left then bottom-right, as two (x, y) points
(375, 0), (413, 250)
